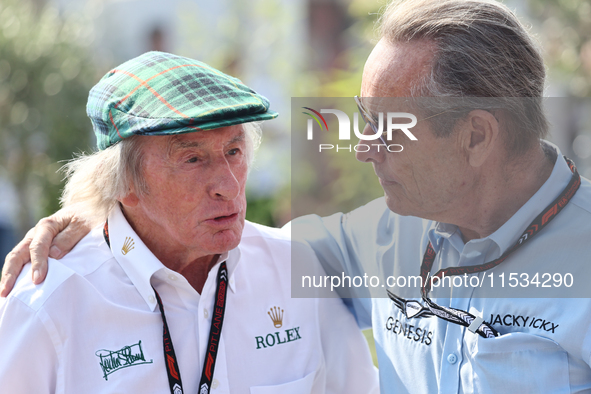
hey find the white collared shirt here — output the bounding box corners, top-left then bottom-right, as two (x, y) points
(292, 143), (591, 393)
(0, 205), (378, 394)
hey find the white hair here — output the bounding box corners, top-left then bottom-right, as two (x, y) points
(60, 122), (262, 226)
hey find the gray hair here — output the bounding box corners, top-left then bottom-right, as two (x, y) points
(378, 0), (548, 155)
(60, 122), (262, 226)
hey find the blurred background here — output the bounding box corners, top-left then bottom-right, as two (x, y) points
(0, 0), (590, 265)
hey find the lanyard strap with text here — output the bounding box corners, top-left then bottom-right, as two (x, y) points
(418, 157), (580, 338)
(102, 224), (229, 394)
(154, 262), (228, 394)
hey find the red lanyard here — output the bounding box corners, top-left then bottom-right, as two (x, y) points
(410, 157), (580, 338)
(103, 223), (229, 394)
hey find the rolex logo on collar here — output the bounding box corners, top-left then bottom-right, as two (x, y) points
(268, 306), (284, 328)
(121, 237), (135, 255)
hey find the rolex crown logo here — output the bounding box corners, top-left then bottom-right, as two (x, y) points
(121, 237), (135, 255)
(268, 306), (284, 328)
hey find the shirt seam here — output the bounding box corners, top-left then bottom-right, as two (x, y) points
(8, 296), (62, 393)
(76, 253), (118, 280)
(15, 253), (116, 311)
(569, 198), (591, 216)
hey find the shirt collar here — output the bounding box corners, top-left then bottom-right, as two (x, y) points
(427, 142), (572, 256)
(428, 221), (463, 254)
(208, 247), (240, 294)
(226, 247), (240, 293)
(108, 205), (163, 311)
(488, 142), (570, 255)
(107, 205), (241, 310)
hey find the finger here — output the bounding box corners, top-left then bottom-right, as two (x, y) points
(0, 228), (35, 297)
(48, 215), (92, 259)
(29, 216), (70, 285)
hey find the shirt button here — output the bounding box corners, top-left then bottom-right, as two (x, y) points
(168, 274), (177, 281)
(212, 378), (219, 389)
(447, 353), (458, 364)
(204, 308), (209, 319)
(148, 296), (155, 303)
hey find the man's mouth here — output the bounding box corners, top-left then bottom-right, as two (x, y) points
(378, 177), (399, 186)
(208, 212), (239, 224)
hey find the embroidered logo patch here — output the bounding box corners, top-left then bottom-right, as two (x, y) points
(121, 237), (135, 255)
(389, 292), (434, 319)
(386, 292), (435, 346)
(267, 306), (284, 328)
(487, 313), (559, 333)
(95, 340), (153, 380)
(256, 306), (302, 349)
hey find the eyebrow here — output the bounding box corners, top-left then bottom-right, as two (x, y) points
(166, 137), (200, 158)
(166, 131), (246, 157)
(227, 133), (245, 145)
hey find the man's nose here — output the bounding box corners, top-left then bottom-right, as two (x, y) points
(209, 160), (241, 200)
(355, 123), (385, 164)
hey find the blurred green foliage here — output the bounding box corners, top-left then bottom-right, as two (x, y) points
(290, 0), (387, 219)
(0, 0), (96, 236)
(246, 196), (277, 227)
(527, 0), (591, 97)
(363, 328), (379, 367)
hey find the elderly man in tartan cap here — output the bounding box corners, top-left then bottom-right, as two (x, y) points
(0, 52), (378, 394)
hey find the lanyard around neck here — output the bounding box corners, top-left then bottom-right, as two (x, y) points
(417, 157), (580, 338)
(154, 262), (228, 394)
(103, 224), (229, 394)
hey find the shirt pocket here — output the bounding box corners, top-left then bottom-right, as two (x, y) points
(468, 331), (570, 393)
(249, 370), (316, 394)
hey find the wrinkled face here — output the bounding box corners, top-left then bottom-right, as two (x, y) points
(357, 39), (473, 219)
(129, 125), (248, 260)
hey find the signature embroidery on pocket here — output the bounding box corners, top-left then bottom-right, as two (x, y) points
(95, 340), (153, 380)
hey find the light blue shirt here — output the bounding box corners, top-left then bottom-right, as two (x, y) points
(291, 144), (591, 393)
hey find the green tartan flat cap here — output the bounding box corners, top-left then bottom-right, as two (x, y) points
(87, 51), (278, 150)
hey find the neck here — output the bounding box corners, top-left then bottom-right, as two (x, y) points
(120, 207), (218, 293)
(454, 143), (556, 242)
(175, 255), (220, 293)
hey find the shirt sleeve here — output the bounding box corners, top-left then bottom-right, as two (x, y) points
(316, 295), (379, 394)
(0, 296), (59, 393)
(287, 210), (377, 328)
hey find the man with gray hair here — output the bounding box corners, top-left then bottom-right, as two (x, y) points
(5, 0), (591, 392)
(0, 52), (378, 393)
(294, 0), (591, 392)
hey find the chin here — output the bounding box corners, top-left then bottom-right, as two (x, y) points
(223, 233), (242, 252)
(209, 226), (243, 253)
(384, 195), (414, 217)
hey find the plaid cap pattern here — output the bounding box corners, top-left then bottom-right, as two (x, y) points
(87, 51), (278, 150)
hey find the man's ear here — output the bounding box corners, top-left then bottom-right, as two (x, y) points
(459, 109), (500, 168)
(120, 192), (139, 207)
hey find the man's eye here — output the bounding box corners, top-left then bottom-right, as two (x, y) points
(186, 157), (198, 163)
(228, 148), (240, 156)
